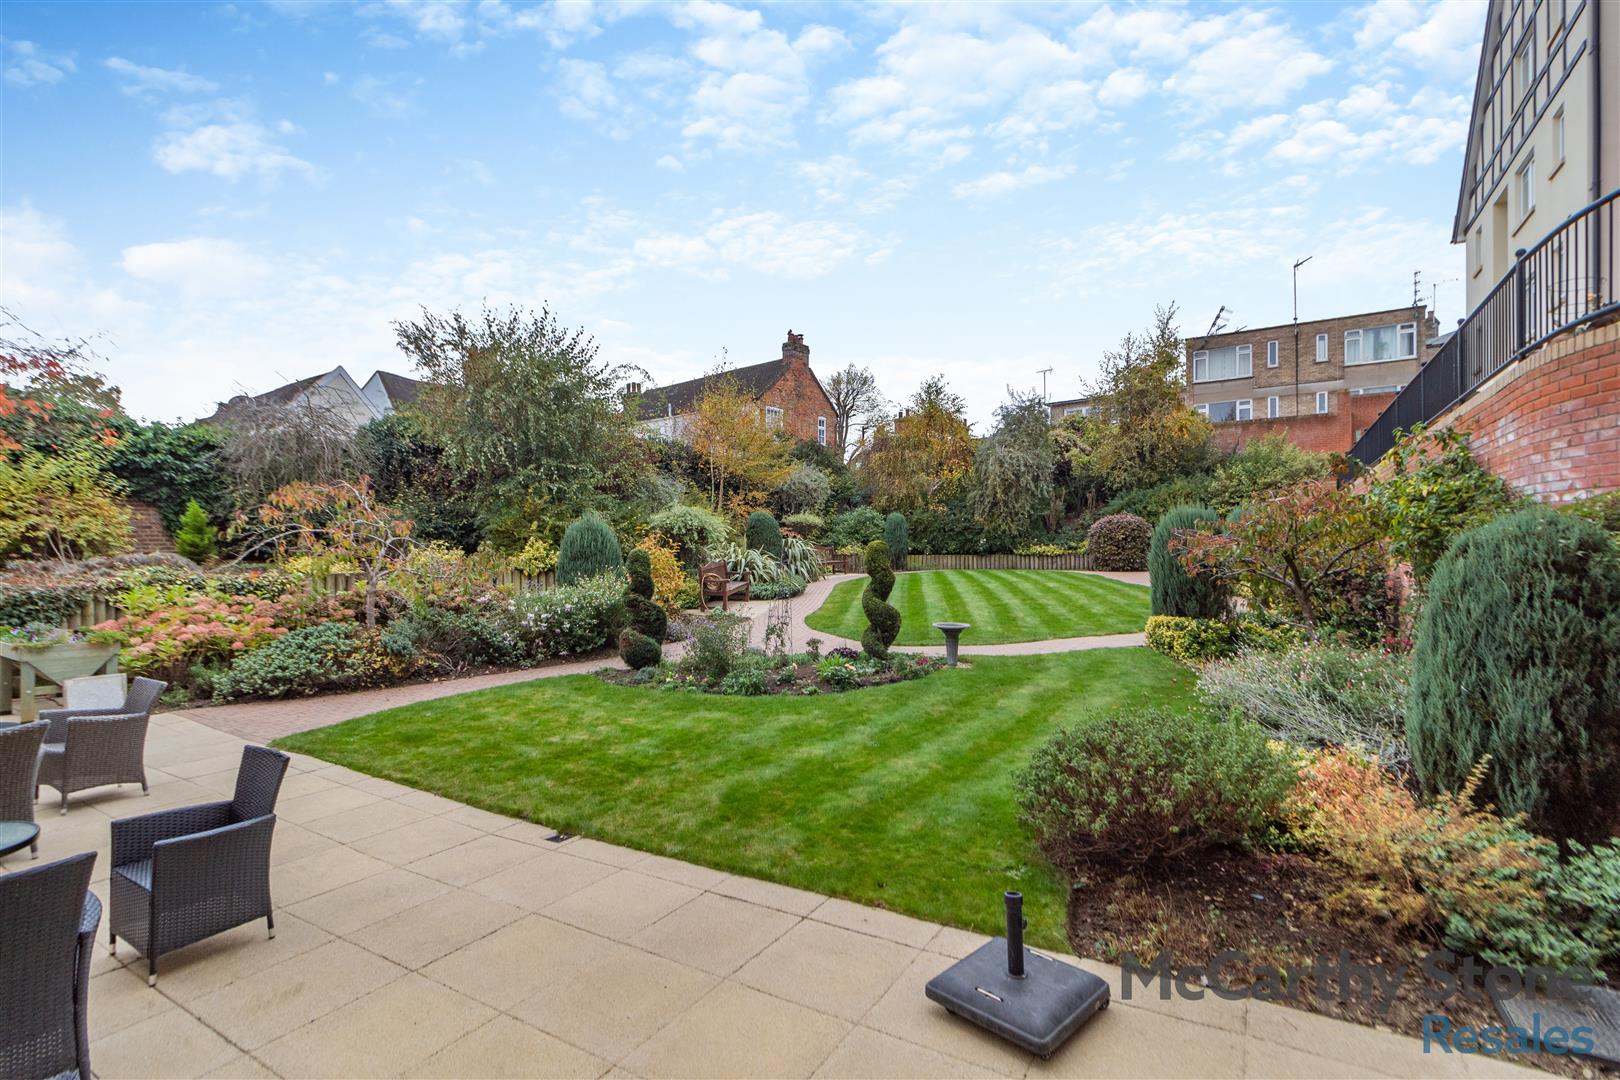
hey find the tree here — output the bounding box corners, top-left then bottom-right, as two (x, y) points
(396, 304), (644, 504)
(0, 446), (132, 562)
(1149, 506), (1226, 618)
(688, 373), (791, 514)
(970, 389), (1055, 543)
(777, 464), (831, 515)
(1066, 306), (1213, 494)
(0, 308), (122, 454)
(216, 395), (364, 508)
(244, 477), (413, 629)
(860, 376), (975, 515)
(1174, 480), (1388, 633)
(825, 364), (887, 455)
(173, 499), (218, 562)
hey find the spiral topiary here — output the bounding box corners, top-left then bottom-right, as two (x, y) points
(619, 547), (667, 667)
(1149, 505), (1226, 618)
(745, 510), (785, 562)
(861, 540), (900, 658)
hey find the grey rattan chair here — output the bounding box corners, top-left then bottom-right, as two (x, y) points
(0, 851), (100, 1080)
(36, 676), (167, 814)
(0, 720), (47, 856)
(109, 745), (289, 986)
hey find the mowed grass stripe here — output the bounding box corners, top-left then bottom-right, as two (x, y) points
(277, 648), (1198, 948)
(803, 569), (1148, 645)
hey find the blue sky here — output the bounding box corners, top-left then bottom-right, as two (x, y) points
(2, 0), (1483, 428)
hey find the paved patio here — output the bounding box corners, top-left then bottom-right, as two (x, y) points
(0, 702), (1550, 1079)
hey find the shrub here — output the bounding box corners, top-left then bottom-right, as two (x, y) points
(1144, 615), (1239, 662)
(779, 535), (824, 582)
(1198, 644), (1409, 767)
(618, 629), (663, 670)
(860, 540), (899, 658)
(510, 535), (559, 576)
(1149, 506), (1224, 618)
(498, 573), (626, 659)
(635, 536), (686, 613)
(676, 609), (752, 682)
(1407, 508), (1620, 844)
(1086, 513), (1152, 571)
(1564, 490), (1620, 536)
(782, 512), (825, 536)
(173, 500), (218, 562)
(1016, 708), (1296, 873)
(883, 512), (909, 569)
(214, 622), (402, 700)
(744, 510), (784, 562)
(94, 590), (289, 682)
(1103, 474), (1216, 524)
(557, 512), (624, 585)
(778, 465), (831, 516)
(379, 604), (522, 672)
(620, 548), (667, 669)
(823, 507), (884, 550)
(647, 504), (730, 569)
(711, 542), (785, 584)
(1208, 434), (1331, 514)
(750, 576), (806, 600)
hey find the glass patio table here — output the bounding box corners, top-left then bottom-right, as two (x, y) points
(0, 820), (40, 858)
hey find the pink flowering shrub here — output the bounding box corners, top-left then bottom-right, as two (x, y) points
(95, 592), (291, 679)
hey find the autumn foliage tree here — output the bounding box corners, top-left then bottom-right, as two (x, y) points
(244, 477), (414, 629)
(1, 308), (122, 454)
(688, 374), (791, 516)
(1174, 480), (1389, 633)
(861, 376), (975, 515)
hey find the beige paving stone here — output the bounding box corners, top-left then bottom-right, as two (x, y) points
(1075, 956), (1247, 1035)
(543, 869), (702, 941)
(266, 820), (338, 867)
(286, 866), (450, 935)
(189, 767), (247, 797)
(406, 1015), (609, 1079)
(440, 802), (520, 831)
(1244, 998), (1459, 1073)
(393, 788), (466, 815)
(631, 852), (731, 890)
(201, 1053), (279, 1078)
(270, 769), (344, 801)
(274, 783), (381, 824)
(423, 915), (597, 1011)
(470, 850), (614, 912)
(1458, 1054), (1555, 1078)
(138, 912), (331, 1003)
(629, 890), (799, 976)
(348, 887), (525, 969)
(302, 796), (430, 843)
(735, 918), (918, 1023)
(495, 819), (563, 846)
(270, 843), (390, 905)
(255, 973), (495, 1078)
(1242, 1041), (1400, 1079)
(161, 750), (253, 780)
(1025, 998), (1244, 1079)
(858, 953), (1035, 1076)
(505, 931), (718, 1061)
(812, 1026), (1002, 1079)
(187, 938), (406, 1049)
(343, 773), (419, 798)
(352, 814), (487, 865)
(89, 1006), (242, 1079)
(407, 833), (544, 886)
(809, 897), (942, 949)
(925, 926), (993, 960)
(559, 836), (649, 867)
(88, 965), (178, 1042)
(620, 980), (850, 1079)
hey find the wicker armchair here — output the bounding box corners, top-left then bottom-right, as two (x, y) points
(36, 676), (167, 815)
(0, 851), (100, 1080)
(109, 745), (289, 986)
(0, 720), (47, 857)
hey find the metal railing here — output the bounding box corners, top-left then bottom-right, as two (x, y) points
(1350, 187), (1618, 466)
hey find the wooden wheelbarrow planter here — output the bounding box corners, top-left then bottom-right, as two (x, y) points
(0, 641), (121, 722)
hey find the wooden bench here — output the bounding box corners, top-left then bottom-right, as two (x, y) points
(699, 560), (752, 610)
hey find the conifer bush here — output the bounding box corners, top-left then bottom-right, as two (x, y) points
(173, 499), (218, 562)
(1149, 505), (1224, 617)
(883, 512), (909, 569)
(1407, 507), (1620, 844)
(557, 512), (623, 585)
(860, 540), (900, 658)
(744, 510), (785, 562)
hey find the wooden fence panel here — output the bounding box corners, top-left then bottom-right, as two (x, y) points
(832, 552), (1094, 574)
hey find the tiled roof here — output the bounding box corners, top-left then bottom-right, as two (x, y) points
(633, 359), (788, 420)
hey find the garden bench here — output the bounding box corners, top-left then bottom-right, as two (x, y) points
(699, 561), (751, 610)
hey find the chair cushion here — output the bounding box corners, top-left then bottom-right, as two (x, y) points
(113, 859), (153, 892)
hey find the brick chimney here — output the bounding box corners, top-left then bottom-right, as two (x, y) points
(782, 330), (808, 366)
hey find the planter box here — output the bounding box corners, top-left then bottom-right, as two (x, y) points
(1, 641), (121, 722)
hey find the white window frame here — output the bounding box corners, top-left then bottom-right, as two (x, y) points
(1191, 343), (1252, 383)
(1315, 391), (1329, 415)
(817, 415), (827, 445)
(764, 405), (783, 429)
(1516, 152), (1536, 222)
(1553, 107), (1566, 170)
(1267, 395), (1279, 419)
(1266, 340), (1279, 368)
(1196, 400), (1250, 423)
(1315, 333), (1328, 362)
(1236, 399), (1252, 422)
(1344, 323), (1418, 365)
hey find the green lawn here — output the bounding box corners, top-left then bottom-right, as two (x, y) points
(804, 569), (1149, 646)
(277, 648), (1196, 949)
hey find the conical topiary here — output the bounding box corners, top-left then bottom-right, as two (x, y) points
(883, 512), (908, 570)
(173, 498), (218, 562)
(557, 511), (623, 585)
(861, 540), (900, 658)
(745, 510), (785, 562)
(1149, 505), (1225, 618)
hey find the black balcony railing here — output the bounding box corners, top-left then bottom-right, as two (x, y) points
(1350, 187), (1619, 466)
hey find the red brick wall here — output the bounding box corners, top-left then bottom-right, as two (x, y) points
(1209, 392), (1397, 456)
(125, 499), (175, 553)
(1433, 322), (1619, 501)
(760, 355), (841, 451)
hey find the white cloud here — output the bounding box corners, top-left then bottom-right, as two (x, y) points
(952, 163), (1073, 200)
(655, 154), (685, 173)
(629, 208), (877, 280)
(104, 57), (217, 98)
(4, 39), (74, 88)
(121, 237), (271, 296)
(1097, 67), (1151, 107)
(1162, 12), (1331, 110)
(351, 74), (416, 116)
(154, 114), (319, 182)
(556, 58), (635, 138)
(1354, 0), (1483, 79)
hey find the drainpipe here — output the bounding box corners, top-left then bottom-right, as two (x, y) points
(1593, 0), (1603, 204)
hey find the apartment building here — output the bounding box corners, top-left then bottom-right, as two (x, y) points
(1047, 396), (1097, 423)
(1454, 0), (1615, 312)
(1184, 305), (1442, 454)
